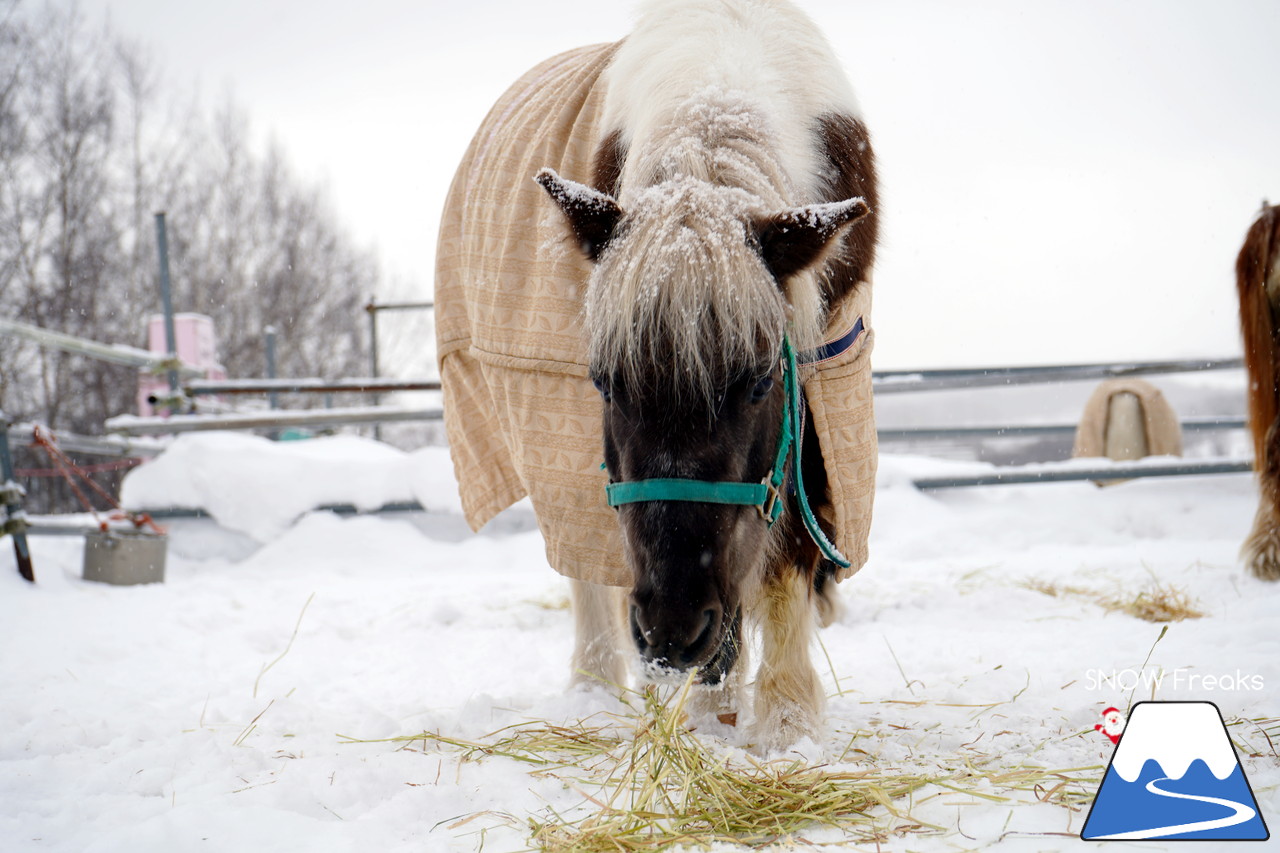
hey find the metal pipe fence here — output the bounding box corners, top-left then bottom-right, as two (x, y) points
(913, 458), (1252, 490)
(871, 356), (1243, 394)
(0, 316), (201, 377)
(185, 377), (441, 395)
(877, 416), (1246, 443)
(105, 405), (443, 436)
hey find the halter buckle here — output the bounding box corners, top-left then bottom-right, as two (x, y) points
(758, 478), (783, 524)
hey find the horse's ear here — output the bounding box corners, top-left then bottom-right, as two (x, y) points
(534, 168), (623, 262)
(756, 197), (870, 283)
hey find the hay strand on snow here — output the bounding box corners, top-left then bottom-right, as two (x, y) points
(1020, 578), (1204, 622)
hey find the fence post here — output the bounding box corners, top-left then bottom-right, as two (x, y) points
(265, 325), (279, 410)
(362, 298), (434, 442)
(0, 412), (34, 582)
(154, 213), (180, 408)
(366, 298), (381, 440)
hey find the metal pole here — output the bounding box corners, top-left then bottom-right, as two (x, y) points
(366, 299), (380, 382)
(265, 325), (279, 410)
(154, 213), (179, 404)
(876, 416), (1248, 443)
(366, 300), (434, 312)
(0, 317), (201, 375)
(913, 459), (1252, 490)
(0, 412), (34, 582)
(105, 405), (444, 436)
(185, 377), (442, 395)
(367, 298), (381, 440)
(872, 356), (1245, 394)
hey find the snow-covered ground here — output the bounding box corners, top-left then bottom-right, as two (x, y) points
(2, 433), (1278, 851)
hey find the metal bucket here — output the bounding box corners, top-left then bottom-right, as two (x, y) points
(82, 529), (167, 585)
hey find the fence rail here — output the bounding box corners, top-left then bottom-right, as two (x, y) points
(871, 356), (1243, 394)
(7, 425), (166, 458)
(877, 415), (1246, 443)
(914, 458), (1253, 490)
(186, 377), (441, 395)
(0, 316), (201, 377)
(105, 406), (443, 436)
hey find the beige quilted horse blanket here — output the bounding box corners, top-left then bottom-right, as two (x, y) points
(435, 42), (877, 587)
(1072, 378), (1183, 460)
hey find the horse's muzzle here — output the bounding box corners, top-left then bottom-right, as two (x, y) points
(630, 603), (742, 685)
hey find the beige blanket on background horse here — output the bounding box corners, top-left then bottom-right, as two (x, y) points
(435, 43), (877, 587)
(1072, 378), (1184, 459)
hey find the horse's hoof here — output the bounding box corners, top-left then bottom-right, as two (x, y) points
(747, 705), (822, 755)
(1245, 549), (1280, 581)
(1242, 533), (1280, 581)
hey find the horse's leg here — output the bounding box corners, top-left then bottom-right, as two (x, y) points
(1243, 419), (1280, 581)
(751, 566), (823, 752)
(569, 578), (630, 688)
(1236, 206), (1280, 579)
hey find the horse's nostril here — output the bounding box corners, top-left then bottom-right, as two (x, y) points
(680, 607), (719, 665)
(631, 601), (723, 669)
(630, 604), (651, 650)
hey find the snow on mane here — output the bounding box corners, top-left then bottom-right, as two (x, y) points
(603, 0), (860, 203)
(585, 171), (792, 398)
(586, 0), (863, 399)
(586, 89), (822, 397)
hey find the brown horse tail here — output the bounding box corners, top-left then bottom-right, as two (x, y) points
(1236, 204), (1280, 469)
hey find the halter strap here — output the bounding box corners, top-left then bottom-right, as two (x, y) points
(784, 336), (851, 567)
(603, 349), (791, 526)
(605, 479), (772, 509)
(798, 316), (864, 366)
(603, 330), (855, 568)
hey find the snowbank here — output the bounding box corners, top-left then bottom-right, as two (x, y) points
(120, 433), (463, 541)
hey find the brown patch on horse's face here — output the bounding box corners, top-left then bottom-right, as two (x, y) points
(816, 113), (878, 303)
(592, 129), (627, 199)
(597, 360), (785, 683)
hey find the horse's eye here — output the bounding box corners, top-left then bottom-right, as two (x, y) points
(751, 375), (775, 402)
(592, 377), (612, 402)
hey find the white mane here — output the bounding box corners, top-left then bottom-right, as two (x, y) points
(586, 0), (860, 397)
(602, 0), (861, 202)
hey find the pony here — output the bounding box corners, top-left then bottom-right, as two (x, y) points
(436, 0), (878, 751)
(1237, 202), (1280, 580)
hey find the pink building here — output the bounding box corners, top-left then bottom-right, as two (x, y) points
(136, 314), (227, 416)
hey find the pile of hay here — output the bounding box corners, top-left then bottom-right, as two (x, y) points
(348, 677), (1102, 850)
(525, 683), (934, 851)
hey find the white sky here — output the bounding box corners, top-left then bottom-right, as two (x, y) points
(79, 0), (1280, 370)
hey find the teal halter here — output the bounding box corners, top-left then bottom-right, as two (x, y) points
(604, 335), (851, 569)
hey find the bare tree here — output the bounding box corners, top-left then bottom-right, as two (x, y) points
(0, 1), (383, 508)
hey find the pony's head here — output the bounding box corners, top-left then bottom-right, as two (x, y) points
(536, 167), (867, 682)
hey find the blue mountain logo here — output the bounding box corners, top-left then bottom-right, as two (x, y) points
(1082, 701), (1269, 841)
